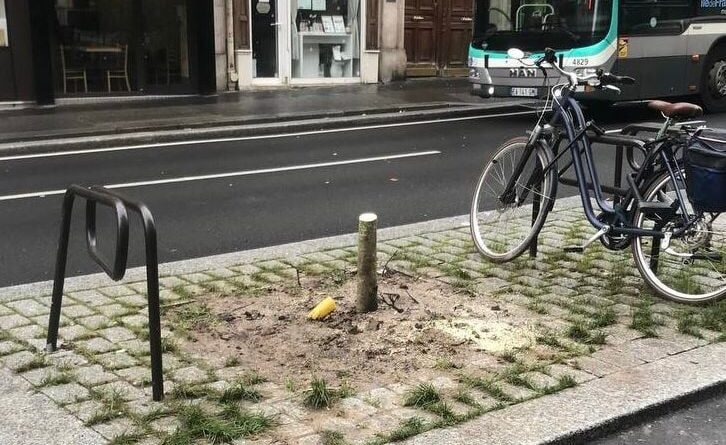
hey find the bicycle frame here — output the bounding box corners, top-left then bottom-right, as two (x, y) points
(500, 87), (698, 242)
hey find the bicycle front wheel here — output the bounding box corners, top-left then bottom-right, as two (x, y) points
(470, 136), (556, 262)
(632, 169), (726, 303)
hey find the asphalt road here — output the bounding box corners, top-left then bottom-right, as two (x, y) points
(592, 392), (726, 445)
(1, 105), (724, 287)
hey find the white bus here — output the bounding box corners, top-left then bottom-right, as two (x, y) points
(468, 0), (726, 111)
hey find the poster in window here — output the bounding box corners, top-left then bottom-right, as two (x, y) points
(321, 15), (335, 32)
(312, 0), (326, 11)
(332, 15), (346, 33)
(298, 0), (312, 9)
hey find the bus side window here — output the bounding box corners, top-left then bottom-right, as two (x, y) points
(620, 0), (692, 35)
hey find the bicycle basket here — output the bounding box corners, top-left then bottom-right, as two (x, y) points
(685, 128), (726, 212)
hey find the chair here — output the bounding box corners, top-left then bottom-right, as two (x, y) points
(60, 45), (88, 94)
(107, 44), (131, 92)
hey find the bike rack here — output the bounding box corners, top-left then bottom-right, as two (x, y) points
(45, 185), (164, 401)
(528, 122), (673, 258)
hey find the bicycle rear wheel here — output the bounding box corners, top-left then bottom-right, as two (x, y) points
(470, 137), (556, 262)
(632, 169), (726, 303)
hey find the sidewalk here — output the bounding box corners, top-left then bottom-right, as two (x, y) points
(0, 78), (529, 154)
(0, 198), (724, 445)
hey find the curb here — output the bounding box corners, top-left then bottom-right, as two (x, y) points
(0, 101), (532, 157)
(400, 341), (726, 445)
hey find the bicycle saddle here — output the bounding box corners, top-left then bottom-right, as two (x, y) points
(648, 100), (703, 119)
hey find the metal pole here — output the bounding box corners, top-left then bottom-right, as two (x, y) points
(140, 205), (164, 401)
(46, 192), (76, 352)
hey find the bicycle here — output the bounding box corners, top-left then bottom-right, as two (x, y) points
(470, 48), (726, 304)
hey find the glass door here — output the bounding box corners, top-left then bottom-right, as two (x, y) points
(141, 0), (192, 93)
(252, 0), (281, 79)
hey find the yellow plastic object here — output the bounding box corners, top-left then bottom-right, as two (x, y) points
(308, 297), (336, 320)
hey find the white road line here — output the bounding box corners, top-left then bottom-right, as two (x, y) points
(0, 150), (442, 202)
(0, 110), (533, 162)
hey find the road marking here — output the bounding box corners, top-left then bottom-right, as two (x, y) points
(0, 150), (442, 202)
(0, 111), (533, 162)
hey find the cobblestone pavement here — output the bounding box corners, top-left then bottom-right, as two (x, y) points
(0, 201), (724, 445)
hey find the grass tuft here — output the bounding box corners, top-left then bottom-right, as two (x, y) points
(320, 430), (349, 445)
(403, 383), (441, 409)
(630, 300), (661, 337)
(304, 377), (335, 409)
(162, 404), (274, 445)
(219, 381), (262, 403)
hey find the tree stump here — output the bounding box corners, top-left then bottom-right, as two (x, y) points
(356, 213), (378, 313)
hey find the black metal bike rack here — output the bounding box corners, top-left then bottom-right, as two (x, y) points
(45, 185), (164, 401)
(528, 121), (683, 258)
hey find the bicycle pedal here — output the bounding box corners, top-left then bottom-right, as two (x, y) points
(563, 246), (585, 253)
(563, 226), (611, 254)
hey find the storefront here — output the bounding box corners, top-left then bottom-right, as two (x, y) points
(0, 0), (216, 104)
(233, 0), (380, 87)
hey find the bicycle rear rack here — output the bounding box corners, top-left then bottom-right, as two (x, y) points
(45, 185), (164, 401)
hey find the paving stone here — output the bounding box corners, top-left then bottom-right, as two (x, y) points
(76, 315), (113, 330)
(657, 329), (710, 350)
(159, 276), (188, 289)
(271, 421), (315, 439)
(77, 337), (118, 354)
(32, 313), (70, 330)
(429, 376), (458, 391)
(69, 290), (114, 307)
(120, 314), (148, 330)
(41, 382), (89, 405)
(361, 387), (399, 410)
(569, 356), (621, 378)
(546, 363), (597, 384)
(95, 380), (146, 401)
(1, 350), (41, 371)
(206, 268), (237, 279)
(521, 371), (559, 390)
(118, 339), (150, 357)
(21, 367), (68, 387)
(619, 337), (690, 363)
(0, 304), (13, 316)
(150, 416), (180, 435)
(59, 325), (91, 341)
(96, 351), (139, 370)
(92, 418), (139, 440)
(231, 264), (262, 275)
(497, 381), (539, 401)
(388, 407), (440, 423)
(467, 389), (502, 411)
(296, 434), (323, 445)
(590, 347), (645, 369)
(0, 340), (23, 356)
(116, 294), (149, 308)
(0, 314), (32, 330)
(98, 326), (137, 343)
(125, 398), (168, 418)
(65, 399), (105, 423)
(47, 351), (89, 368)
(61, 305), (96, 319)
(98, 286), (136, 298)
(270, 399), (308, 421)
(96, 304), (134, 318)
(115, 366), (152, 387)
(179, 272), (214, 284)
(75, 364), (118, 386)
(6, 299), (49, 317)
(338, 397), (377, 419)
(257, 272), (284, 283)
(9, 323), (46, 339)
(173, 366), (211, 384)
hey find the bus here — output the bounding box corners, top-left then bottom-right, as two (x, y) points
(468, 0), (726, 111)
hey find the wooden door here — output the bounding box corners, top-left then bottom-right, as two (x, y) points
(404, 0), (438, 76)
(405, 0), (473, 77)
(438, 0), (472, 76)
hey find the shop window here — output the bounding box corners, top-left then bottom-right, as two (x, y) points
(291, 0), (362, 78)
(53, 0), (191, 95)
(0, 0), (8, 47)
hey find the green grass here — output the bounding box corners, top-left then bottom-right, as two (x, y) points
(566, 322), (607, 345)
(674, 309), (703, 338)
(630, 300), (661, 337)
(219, 381), (262, 403)
(170, 383), (210, 400)
(526, 299), (549, 315)
(403, 383), (441, 409)
(170, 302), (218, 337)
(86, 388), (127, 426)
(590, 306), (617, 328)
(38, 371), (74, 387)
(108, 433), (146, 445)
(460, 375), (512, 403)
(701, 300), (726, 333)
(304, 377), (335, 409)
(320, 430), (349, 445)
(453, 389), (480, 408)
(542, 375), (577, 395)
(162, 404), (274, 445)
(536, 332), (563, 348)
(379, 417), (427, 443)
(224, 356), (240, 367)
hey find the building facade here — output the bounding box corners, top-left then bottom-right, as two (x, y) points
(0, 0), (469, 104)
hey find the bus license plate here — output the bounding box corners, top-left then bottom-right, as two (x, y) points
(511, 87), (538, 97)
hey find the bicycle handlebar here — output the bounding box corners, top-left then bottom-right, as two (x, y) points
(532, 47), (636, 93)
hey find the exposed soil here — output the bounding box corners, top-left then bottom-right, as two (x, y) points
(176, 272), (543, 390)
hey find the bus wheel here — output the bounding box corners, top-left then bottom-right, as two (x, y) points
(701, 46), (726, 113)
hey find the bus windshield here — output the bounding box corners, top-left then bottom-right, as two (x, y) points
(473, 0), (613, 52)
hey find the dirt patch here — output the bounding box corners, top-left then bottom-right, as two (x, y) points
(173, 272), (542, 390)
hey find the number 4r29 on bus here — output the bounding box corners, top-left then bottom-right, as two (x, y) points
(468, 0), (726, 112)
